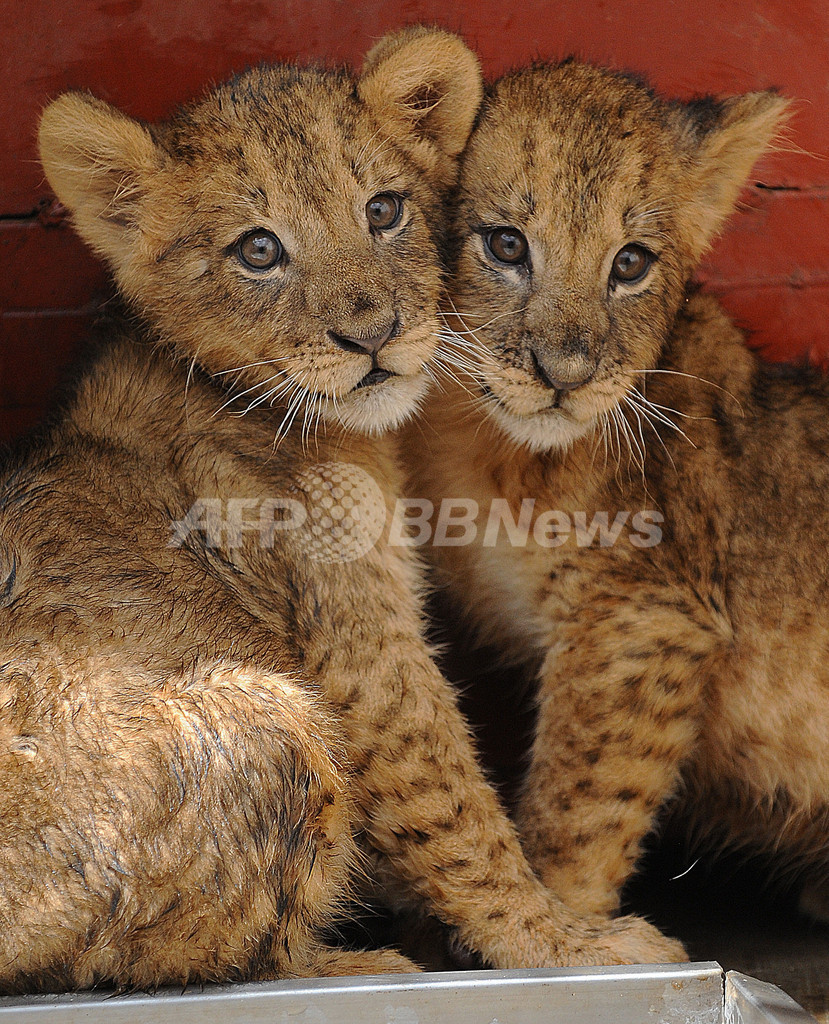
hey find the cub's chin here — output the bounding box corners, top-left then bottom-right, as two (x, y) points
(324, 372), (432, 436)
(486, 401), (596, 454)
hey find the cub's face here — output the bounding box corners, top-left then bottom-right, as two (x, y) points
(450, 63), (786, 453)
(39, 29), (482, 438)
(130, 70), (446, 437)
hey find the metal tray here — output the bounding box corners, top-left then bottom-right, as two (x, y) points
(0, 962), (816, 1023)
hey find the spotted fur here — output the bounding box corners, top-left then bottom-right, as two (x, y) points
(405, 62), (829, 930)
(0, 33), (681, 993)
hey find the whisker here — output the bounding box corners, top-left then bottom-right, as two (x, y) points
(626, 388), (698, 450)
(620, 397), (650, 489)
(635, 395), (713, 422)
(608, 404), (624, 485)
(240, 372), (303, 414)
(432, 336), (484, 368)
(588, 412), (610, 475)
(301, 388), (323, 451)
(615, 404), (637, 481)
(421, 362), (448, 395)
(622, 369), (716, 425)
(632, 399), (678, 475)
(458, 388), (502, 439)
(599, 411), (610, 472)
(184, 356), (198, 431)
(440, 302), (527, 336)
(272, 380), (309, 448)
(266, 378), (302, 407)
(622, 367), (744, 414)
(612, 404), (634, 486)
(213, 369), (291, 417)
(312, 390), (327, 450)
(428, 354), (478, 396)
(212, 356), (291, 377)
(434, 326), (494, 364)
(434, 330), (491, 364)
(243, 381), (289, 413)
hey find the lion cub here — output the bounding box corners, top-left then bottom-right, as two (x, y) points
(406, 63), (829, 927)
(0, 32), (679, 992)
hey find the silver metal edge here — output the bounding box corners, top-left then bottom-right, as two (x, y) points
(725, 971), (819, 1024)
(0, 962), (724, 1023)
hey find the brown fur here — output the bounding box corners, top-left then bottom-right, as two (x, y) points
(0, 33), (681, 993)
(404, 62), (829, 929)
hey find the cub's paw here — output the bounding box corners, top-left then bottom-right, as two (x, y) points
(310, 948), (421, 976)
(474, 890), (686, 969)
(574, 914), (687, 966)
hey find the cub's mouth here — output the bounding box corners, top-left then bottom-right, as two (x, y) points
(333, 365), (431, 435)
(354, 367), (395, 390)
(475, 374), (602, 453)
(320, 320), (439, 435)
(479, 380), (578, 420)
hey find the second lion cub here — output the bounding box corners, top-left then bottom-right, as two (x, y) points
(407, 62), (829, 926)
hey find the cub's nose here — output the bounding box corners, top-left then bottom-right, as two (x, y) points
(328, 318), (398, 357)
(530, 348), (594, 393)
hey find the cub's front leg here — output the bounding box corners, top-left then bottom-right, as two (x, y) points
(281, 523), (687, 967)
(518, 573), (724, 917)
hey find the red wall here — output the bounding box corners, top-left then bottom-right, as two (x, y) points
(2, 0), (827, 442)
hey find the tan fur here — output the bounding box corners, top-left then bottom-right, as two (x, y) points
(405, 62), (829, 928)
(0, 33), (681, 993)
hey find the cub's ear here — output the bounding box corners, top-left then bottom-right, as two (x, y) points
(679, 90), (790, 259)
(359, 25), (482, 187)
(38, 92), (160, 271)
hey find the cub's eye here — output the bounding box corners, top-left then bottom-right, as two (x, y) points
(611, 244), (653, 285)
(366, 193), (403, 231)
(237, 229), (283, 270)
(486, 227), (529, 266)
